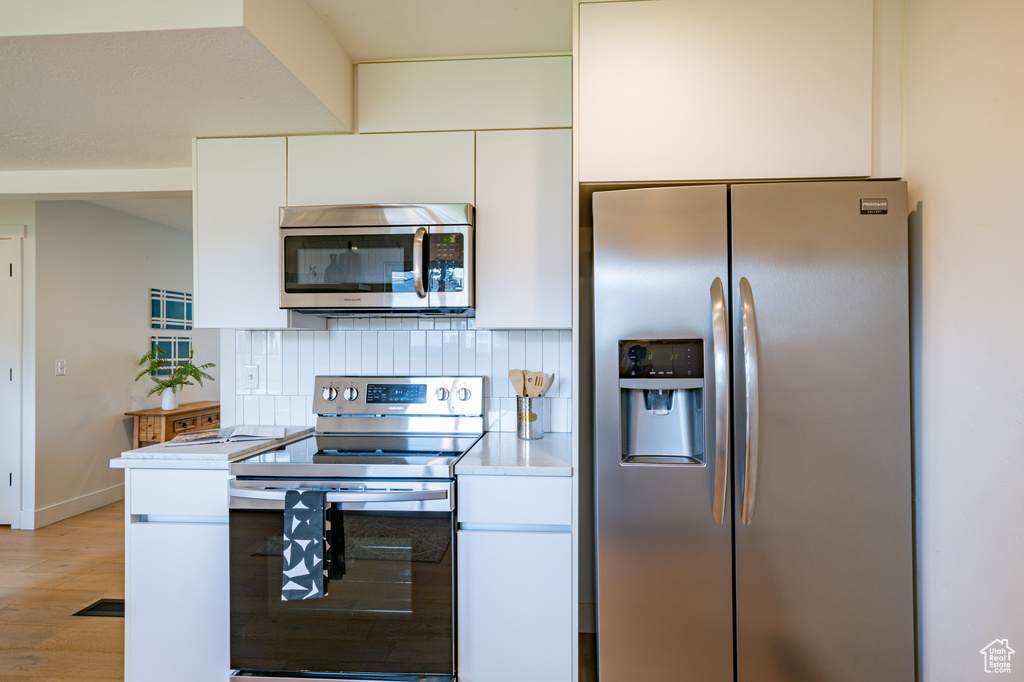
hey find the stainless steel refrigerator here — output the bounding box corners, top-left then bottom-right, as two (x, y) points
(592, 181), (914, 681)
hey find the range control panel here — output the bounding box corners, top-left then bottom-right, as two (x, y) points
(313, 375), (484, 417)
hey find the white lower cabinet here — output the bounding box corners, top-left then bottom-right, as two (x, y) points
(457, 474), (573, 682)
(457, 529), (572, 682)
(125, 468), (229, 682)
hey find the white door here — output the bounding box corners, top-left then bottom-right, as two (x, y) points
(0, 237), (22, 525)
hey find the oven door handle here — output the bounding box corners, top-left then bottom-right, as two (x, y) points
(229, 487), (448, 503)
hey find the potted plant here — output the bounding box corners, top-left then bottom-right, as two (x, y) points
(135, 344), (216, 411)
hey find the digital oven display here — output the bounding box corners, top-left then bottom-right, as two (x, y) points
(365, 383), (428, 404)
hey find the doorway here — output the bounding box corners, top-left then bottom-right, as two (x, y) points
(0, 235), (22, 526)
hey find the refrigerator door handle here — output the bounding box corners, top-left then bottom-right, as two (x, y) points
(739, 277), (761, 526)
(710, 278), (730, 525)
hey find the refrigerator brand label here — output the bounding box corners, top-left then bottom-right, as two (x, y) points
(860, 198), (889, 215)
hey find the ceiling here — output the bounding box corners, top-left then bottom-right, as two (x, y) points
(0, 1), (570, 230)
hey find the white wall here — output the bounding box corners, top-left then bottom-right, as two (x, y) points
(223, 321), (572, 434)
(903, 1), (1024, 679)
(31, 200), (218, 526)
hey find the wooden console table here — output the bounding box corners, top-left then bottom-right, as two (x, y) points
(125, 401), (221, 450)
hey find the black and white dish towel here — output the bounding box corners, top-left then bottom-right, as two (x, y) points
(281, 490), (327, 600)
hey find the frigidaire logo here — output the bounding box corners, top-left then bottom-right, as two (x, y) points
(860, 198), (889, 215)
(343, 298), (361, 302)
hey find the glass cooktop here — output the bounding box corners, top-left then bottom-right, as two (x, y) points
(231, 432), (483, 479)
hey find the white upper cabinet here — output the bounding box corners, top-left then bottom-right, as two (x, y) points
(286, 132), (475, 206)
(474, 129), (572, 329)
(194, 137), (322, 330)
(357, 57), (572, 133)
(578, 0), (874, 182)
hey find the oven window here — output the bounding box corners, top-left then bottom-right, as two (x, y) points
(282, 234), (417, 294)
(230, 507), (454, 676)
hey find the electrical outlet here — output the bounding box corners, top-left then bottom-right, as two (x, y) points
(244, 365), (259, 389)
(55, 359), (66, 376)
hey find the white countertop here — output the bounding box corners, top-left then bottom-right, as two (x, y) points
(456, 431), (572, 477)
(110, 426), (313, 469)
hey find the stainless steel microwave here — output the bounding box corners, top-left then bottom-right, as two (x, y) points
(280, 203), (474, 315)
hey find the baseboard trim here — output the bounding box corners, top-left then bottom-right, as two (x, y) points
(21, 484), (125, 529)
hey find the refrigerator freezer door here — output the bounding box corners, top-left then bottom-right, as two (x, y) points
(593, 185), (732, 682)
(730, 181), (915, 681)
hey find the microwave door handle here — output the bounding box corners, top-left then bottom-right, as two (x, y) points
(413, 227), (427, 299)
(229, 488), (448, 503)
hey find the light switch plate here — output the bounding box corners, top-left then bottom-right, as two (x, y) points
(55, 359), (66, 376)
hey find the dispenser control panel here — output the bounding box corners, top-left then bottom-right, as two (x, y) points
(619, 339), (703, 378)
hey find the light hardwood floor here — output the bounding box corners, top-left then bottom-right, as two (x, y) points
(0, 501), (124, 681)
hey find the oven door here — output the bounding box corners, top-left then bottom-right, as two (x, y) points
(280, 225), (472, 312)
(228, 479), (455, 681)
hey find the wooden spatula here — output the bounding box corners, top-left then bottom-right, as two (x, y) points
(525, 371), (545, 397)
(509, 369), (526, 397)
(540, 372), (555, 396)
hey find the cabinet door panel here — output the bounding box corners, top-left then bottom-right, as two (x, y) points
(457, 530), (572, 682)
(128, 522), (228, 682)
(194, 137), (291, 329)
(475, 129), (572, 328)
(579, 0), (873, 181)
(287, 132), (475, 206)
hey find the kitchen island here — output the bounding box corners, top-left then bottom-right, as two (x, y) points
(111, 427), (312, 682)
(112, 428), (574, 682)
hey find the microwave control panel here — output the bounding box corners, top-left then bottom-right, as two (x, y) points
(427, 233), (465, 292)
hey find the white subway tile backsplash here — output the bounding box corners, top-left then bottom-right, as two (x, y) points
(559, 330), (573, 400)
(297, 332), (315, 393)
(459, 331), (476, 375)
(426, 331), (444, 375)
(490, 331), (510, 398)
(243, 396), (259, 424)
(282, 331), (298, 395)
(267, 350), (283, 395)
(275, 396), (291, 425)
(394, 331), (411, 375)
(251, 330), (267, 356)
(410, 330), (427, 374)
(525, 330), (543, 371)
(361, 330), (378, 374)
(442, 330), (460, 375)
(377, 331), (395, 375)
(508, 331), (526, 373)
(543, 330), (561, 398)
(291, 396), (307, 425)
(225, 321), (572, 432)
(236, 330), (251, 355)
(329, 332), (346, 375)
(345, 330), (362, 374)
(259, 396), (275, 424)
(314, 331), (331, 375)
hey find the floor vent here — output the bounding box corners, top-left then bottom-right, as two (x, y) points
(73, 598), (125, 617)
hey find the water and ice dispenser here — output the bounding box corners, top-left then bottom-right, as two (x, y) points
(619, 339), (705, 466)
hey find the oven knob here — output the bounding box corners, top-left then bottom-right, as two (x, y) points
(343, 387), (359, 401)
(435, 387), (450, 401)
(322, 386), (338, 401)
(456, 387), (472, 401)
